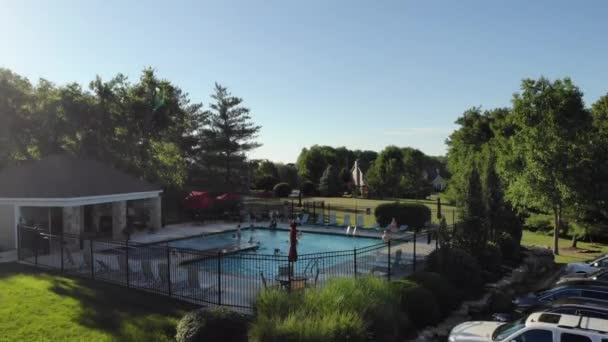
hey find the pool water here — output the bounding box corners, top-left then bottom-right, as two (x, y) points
(169, 228), (381, 256)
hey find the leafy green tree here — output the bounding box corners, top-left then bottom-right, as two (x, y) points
(276, 163), (299, 189)
(319, 165), (341, 196)
(367, 146), (406, 197)
(498, 78), (592, 254)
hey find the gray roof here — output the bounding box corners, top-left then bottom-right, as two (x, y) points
(0, 155), (161, 198)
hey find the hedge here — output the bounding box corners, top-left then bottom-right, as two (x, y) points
(374, 202), (431, 229)
(391, 280), (441, 329)
(273, 183), (292, 198)
(176, 307), (249, 342)
(408, 271), (460, 317)
(424, 247), (483, 297)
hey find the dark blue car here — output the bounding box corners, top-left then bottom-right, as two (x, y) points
(513, 284), (608, 309)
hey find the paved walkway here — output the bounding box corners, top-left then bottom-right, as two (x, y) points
(0, 250), (17, 263)
(129, 220), (420, 245)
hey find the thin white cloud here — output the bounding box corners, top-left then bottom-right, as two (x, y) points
(383, 126), (455, 137)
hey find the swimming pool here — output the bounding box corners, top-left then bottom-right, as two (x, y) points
(169, 228), (381, 256)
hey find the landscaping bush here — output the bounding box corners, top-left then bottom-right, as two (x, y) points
(302, 181), (317, 196)
(273, 183), (292, 198)
(176, 307), (249, 342)
(408, 271), (460, 316)
(391, 280), (441, 329)
(524, 214), (553, 232)
(478, 242), (503, 282)
(487, 292), (513, 314)
(374, 202), (431, 229)
(425, 247), (483, 297)
(496, 231), (520, 265)
(251, 277), (410, 342)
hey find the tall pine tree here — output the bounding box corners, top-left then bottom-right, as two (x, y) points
(319, 165), (341, 197)
(198, 83), (261, 188)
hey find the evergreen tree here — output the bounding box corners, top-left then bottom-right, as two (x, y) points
(319, 165), (341, 197)
(457, 166), (487, 255)
(198, 83), (261, 188)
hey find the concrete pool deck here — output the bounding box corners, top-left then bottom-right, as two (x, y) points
(128, 220), (419, 245)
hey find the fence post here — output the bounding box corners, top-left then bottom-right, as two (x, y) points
(90, 239), (95, 279)
(413, 231), (417, 272)
(217, 251), (222, 306)
(167, 247), (172, 296)
(452, 209), (455, 225)
(126, 240), (130, 288)
(60, 232), (64, 272)
(313, 202), (316, 222)
(353, 248), (357, 278)
(387, 240), (391, 281)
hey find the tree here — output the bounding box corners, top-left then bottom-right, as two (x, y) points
(456, 166), (487, 255)
(366, 146), (406, 197)
(319, 165), (341, 197)
(198, 83), (261, 187)
(276, 163), (299, 189)
(498, 78), (592, 255)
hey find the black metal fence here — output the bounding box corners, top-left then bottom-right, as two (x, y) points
(17, 224), (437, 310)
(242, 198), (458, 227)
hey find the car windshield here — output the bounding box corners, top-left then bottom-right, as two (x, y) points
(587, 255), (606, 265)
(492, 318), (526, 341)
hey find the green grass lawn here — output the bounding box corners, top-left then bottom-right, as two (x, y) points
(0, 263), (197, 342)
(308, 196), (457, 226)
(521, 230), (608, 264)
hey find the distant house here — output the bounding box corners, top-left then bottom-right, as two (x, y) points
(0, 155), (162, 251)
(422, 168), (448, 192)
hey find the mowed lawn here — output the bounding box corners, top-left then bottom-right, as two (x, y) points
(308, 196), (457, 226)
(0, 263), (197, 342)
(521, 230), (608, 264)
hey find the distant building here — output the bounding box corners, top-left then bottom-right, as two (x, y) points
(422, 168), (448, 192)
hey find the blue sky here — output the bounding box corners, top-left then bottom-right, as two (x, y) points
(2, 1), (607, 162)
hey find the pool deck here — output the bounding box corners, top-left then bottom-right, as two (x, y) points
(128, 220), (415, 245)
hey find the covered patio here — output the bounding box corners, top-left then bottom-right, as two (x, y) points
(0, 155), (163, 250)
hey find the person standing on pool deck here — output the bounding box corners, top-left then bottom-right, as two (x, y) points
(288, 221), (298, 263)
(236, 224), (242, 240)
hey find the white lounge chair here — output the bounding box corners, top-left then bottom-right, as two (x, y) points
(297, 213), (309, 225)
(316, 214), (325, 225)
(356, 215), (364, 227)
(328, 214), (337, 226)
(343, 215), (351, 227)
(398, 225), (409, 232)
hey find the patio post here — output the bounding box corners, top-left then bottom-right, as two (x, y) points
(90, 239), (95, 279)
(60, 232), (64, 272)
(125, 240), (130, 288)
(387, 240), (391, 281)
(413, 231), (417, 272)
(34, 228), (38, 266)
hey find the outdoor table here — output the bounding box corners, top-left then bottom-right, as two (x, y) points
(274, 274), (308, 290)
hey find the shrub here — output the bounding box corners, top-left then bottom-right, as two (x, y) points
(302, 181), (317, 196)
(256, 175), (279, 191)
(391, 280), (441, 329)
(273, 183), (292, 198)
(487, 292), (513, 313)
(478, 242), (503, 282)
(251, 277), (410, 342)
(496, 232), (520, 265)
(175, 307), (249, 342)
(374, 202), (431, 229)
(525, 214), (552, 232)
(425, 247), (483, 297)
(408, 271), (460, 316)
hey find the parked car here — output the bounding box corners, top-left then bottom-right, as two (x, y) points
(557, 268), (608, 284)
(449, 312), (608, 342)
(492, 297), (608, 322)
(563, 254), (608, 274)
(513, 284), (608, 309)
